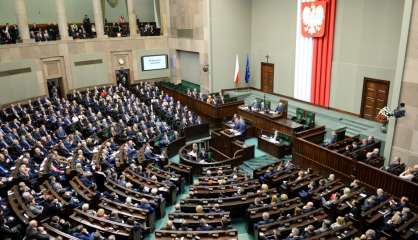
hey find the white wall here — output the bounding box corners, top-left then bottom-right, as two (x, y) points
(104, 0), (128, 23)
(179, 51), (201, 85)
(248, 0), (403, 113)
(210, 0), (252, 92)
(71, 53), (111, 89)
(0, 60), (44, 105)
(135, 0), (156, 22)
(0, 0), (17, 24)
(26, 0), (58, 24)
(64, 0), (94, 23)
(330, 0), (404, 113)
(103, 0), (156, 23)
(250, 0), (297, 97)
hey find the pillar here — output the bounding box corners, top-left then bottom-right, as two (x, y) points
(56, 0), (71, 40)
(15, 0), (31, 42)
(127, 0), (138, 37)
(92, 0), (105, 38)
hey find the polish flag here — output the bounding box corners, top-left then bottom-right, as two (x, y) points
(234, 55), (240, 85)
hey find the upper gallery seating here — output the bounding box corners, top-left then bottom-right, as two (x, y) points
(29, 24), (59, 42)
(0, 23), (19, 44)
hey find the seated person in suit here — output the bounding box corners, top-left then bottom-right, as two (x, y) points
(322, 131), (337, 147)
(188, 143), (199, 160)
(236, 116), (246, 135)
(197, 218), (213, 231)
(249, 99), (260, 111)
(256, 212), (273, 227)
(25, 220), (49, 240)
(303, 225), (316, 238)
(198, 147), (209, 161)
(331, 216), (346, 230)
(385, 156), (405, 175)
(285, 228), (302, 240)
(383, 212), (402, 233)
(389, 196), (408, 211)
(144, 143), (162, 163)
(275, 102), (285, 114)
(375, 188), (387, 203)
(361, 196), (377, 212)
(401, 207), (412, 222)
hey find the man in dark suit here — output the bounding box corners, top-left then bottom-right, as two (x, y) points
(275, 102), (285, 113)
(25, 220), (49, 240)
(197, 219), (213, 231)
(237, 116), (246, 135)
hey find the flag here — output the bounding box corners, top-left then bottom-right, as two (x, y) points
(234, 55), (240, 85)
(245, 55), (251, 83)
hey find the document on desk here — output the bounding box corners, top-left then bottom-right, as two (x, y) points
(229, 129), (241, 136)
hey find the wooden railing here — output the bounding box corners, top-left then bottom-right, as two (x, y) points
(159, 84), (244, 123)
(293, 133), (418, 206)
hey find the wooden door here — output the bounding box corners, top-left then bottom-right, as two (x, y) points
(261, 63), (274, 93)
(360, 78), (390, 121)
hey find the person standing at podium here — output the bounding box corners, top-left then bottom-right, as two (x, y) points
(237, 116), (246, 135)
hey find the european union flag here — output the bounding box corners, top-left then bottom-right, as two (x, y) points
(245, 55), (251, 83)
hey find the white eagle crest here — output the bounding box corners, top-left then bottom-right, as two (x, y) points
(302, 4), (325, 35)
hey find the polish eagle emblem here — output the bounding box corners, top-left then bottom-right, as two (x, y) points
(301, 2), (326, 37)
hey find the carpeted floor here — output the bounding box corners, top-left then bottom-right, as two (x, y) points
(145, 138), (281, 240)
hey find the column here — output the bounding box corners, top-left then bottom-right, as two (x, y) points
(56, 0), (71, 40)
(92, 0), (105, 38)
(15, 0), (31, 42)
(127, 0), (138, 37)
(158, 0), (170, 36)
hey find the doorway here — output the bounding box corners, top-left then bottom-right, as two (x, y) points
(116, 69), (130, 88)
(360, 78), (390, 121)
(261, 62), (274, 93)
(47, 78), (64, 99)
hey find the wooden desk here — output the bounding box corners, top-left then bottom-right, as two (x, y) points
(237, 106), (304, 138)
(257, 135), (290, 158)
(210, 129), (234, 156)
(238, 105), (284, 120)
(164, 162), (193, 184)
(155, 229), (239, 240)
(184, 123), (210, 142)
(159, 84), (244, 125)
(166, 136), (186, 158)
(294, 133), (418, 206)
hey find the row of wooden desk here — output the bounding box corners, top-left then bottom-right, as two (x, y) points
(237, 106), (304, 138)
(293, 130), (418, 207)
(158, 84), (244, 125)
